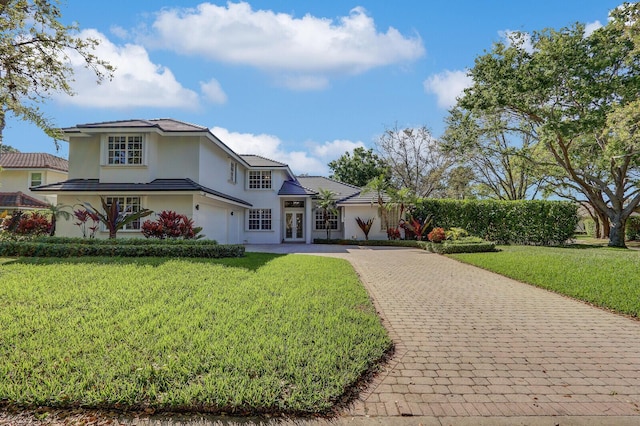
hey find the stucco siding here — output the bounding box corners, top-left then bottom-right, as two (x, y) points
(342, 205), (389, 241)
(68, 136), (100, 179)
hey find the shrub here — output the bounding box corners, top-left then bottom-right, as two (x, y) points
(446, 227), (469, 240)
(26, 236), (217, 245)
(427, 227), (446, 243)
(142, 210), (203, 239)
(14, 211), (52, 236)
(626, 216), (640, 241)
(420, 240), (497, 254)
(413, 199), (578, 245)
(0, 241), (242, 258)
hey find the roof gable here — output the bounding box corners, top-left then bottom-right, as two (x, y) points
(0, 191), (50, 209)
(240, 154), (287, 167)
(68, 118), (207, 133)
(0, 153), (69, 172)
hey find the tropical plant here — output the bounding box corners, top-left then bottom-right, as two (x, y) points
(403, 215), (433, 241)
(83, 197), (152, 239)
(142, 210), (204, 239)
(46, 204), (71, 237)
(362, 174), (391, 230)
(427, 227), (446, 243)
(15, 211), (51, 236)
(316, 188), (338, 240)
(72, 208), (100, 238)
(355, 217), (374, 240)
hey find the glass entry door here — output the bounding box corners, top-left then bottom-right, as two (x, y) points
(284, 211), (304, 241)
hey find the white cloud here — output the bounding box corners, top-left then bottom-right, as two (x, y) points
(200, 78), (228, 104)
(148, 2), (424, 89)
(110, 25), (129, 39)
(58, 29), (199, 109)
(211, 126), (364, 176)
(499, 29), (534, 53)
(584, 20), (603, 36)
(280, 75), (330, 91)
(423, 70), (472, 109)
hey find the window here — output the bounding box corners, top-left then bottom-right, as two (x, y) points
(284, 200), (305, 208)
(107, 135), (144, 165)
(248, 170), (272, 189)
(315, 208), (339, 230)
(248, 208), (272, 230)
(104, 197), (142, 230)
(30, 172), (42, 187)
(229, 161), (237, 183)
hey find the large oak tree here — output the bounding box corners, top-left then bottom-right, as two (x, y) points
(457, 3), (640, 247)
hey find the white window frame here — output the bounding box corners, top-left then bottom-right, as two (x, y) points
(102, 196), (144, 232)
(105, 134), (145, 166)
(229, 160), (238, 184)
(248, 170), (272, 189)
(29, 172), (43, 187)
(314, 208), (339, 231)
(247, 208), (272, 231)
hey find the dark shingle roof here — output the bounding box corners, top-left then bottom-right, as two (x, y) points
(278, 180), (317, 196)
(32, 178), (251, 207)
(0, 153), (68, 172)
(240, 155), (287, 167)
(0, 192), (50, 209)
(65, 119), (207, 133)
(296, 176), (361, 200)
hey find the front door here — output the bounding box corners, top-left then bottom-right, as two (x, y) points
(284, 210), (304, 242)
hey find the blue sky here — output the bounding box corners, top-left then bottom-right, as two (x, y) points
(5, 0), (621, 175)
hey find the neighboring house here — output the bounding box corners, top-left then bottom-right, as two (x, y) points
(33, 118), (387, 243)
(0, 152), (69, 210)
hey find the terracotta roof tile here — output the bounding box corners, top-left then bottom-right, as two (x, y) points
(0, 191), (49, 209)
(0, 153), (68, 172)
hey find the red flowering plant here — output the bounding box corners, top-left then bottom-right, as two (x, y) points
(427, 227), (446, 243)
(73, 208), (100, 238)
(15, 211), (52, 236)
(142, 210), (203, 239)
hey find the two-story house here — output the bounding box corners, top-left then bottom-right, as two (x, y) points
(33, 119), (390, 243)
(0, 152), (69, 211)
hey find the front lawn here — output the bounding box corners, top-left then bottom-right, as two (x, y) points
(0, 254), (391, 415)
(449, 245), (640, 317)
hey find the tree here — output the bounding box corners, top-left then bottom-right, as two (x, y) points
(444, 165), (476, 200)
(0, 0), (113, 152)
(316, 188), (338, 240)
(376, 125), (452, 198)
(328, 147), (390, 187)
(458, 3), (640, 247)
(443, 108), (546, 200)
(0, 143), (18, 154)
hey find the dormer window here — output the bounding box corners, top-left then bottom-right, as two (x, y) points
(107, 135), (144, 165)
(248, 170), (272, 189)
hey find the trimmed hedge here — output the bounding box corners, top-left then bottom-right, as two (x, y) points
(313, 239), (421, 247)
(22, 236), (218, 245)
(0, 242), (243, 258)
(413, 199), (578, 245)
(419, 241), (497, 254)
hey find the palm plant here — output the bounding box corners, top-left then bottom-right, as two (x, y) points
(46, 204), (71, 237)
(316, 188), (338, 240)
(83, 197), (153, 239)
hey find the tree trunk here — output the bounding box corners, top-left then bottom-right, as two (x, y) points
(608, 214), (627, 248)
(49, 214), (56, 237)
(600, 212), (611, 239)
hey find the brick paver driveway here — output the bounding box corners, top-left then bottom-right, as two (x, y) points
(248, 244), (640, 419)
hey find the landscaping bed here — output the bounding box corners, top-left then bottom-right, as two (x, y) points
(449, 245), (640, 317)
(0, 254), (391, 415)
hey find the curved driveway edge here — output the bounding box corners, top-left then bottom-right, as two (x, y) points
(247, 244), (640, 419)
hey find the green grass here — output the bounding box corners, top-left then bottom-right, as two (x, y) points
(449, 245), (640, 317)
(0, 254), (391, 415)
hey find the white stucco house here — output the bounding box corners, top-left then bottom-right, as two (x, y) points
(33, 119), (389, 243)
(0, 152), (69, 211)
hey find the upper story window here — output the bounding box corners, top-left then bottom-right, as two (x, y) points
(29, 172), (42, 187)
(107, 135), (144, 165)
(229, 160), (237, 183)
(248, 170), (272, 189)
